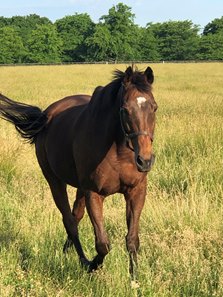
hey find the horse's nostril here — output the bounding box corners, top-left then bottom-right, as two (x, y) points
(136, 155), (144, 167)
(136, 155), (155, 172)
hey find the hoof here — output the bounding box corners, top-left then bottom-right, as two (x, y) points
(87, 255), (104, 273)
(79, 258), (101, 273)
(80, 257), (91, 269)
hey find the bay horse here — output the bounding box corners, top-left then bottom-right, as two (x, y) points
(0, 66), (157, 282)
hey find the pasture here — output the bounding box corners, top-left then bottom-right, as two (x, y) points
(0, 63), (223, 297)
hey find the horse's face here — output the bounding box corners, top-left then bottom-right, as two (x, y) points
(120, 67), (157, 172)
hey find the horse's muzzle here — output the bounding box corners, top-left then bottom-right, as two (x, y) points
(136, 154), (155, 172)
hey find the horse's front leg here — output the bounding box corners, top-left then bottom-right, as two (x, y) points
(85, 191), (111, 272)
(124, 177), (147, 283)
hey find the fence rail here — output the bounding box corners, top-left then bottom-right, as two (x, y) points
(0, 60), (223, 67)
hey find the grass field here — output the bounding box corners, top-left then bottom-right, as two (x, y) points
(0, 63), (223, 297)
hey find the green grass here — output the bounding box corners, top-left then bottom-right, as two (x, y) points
(0, 63), (223, 296)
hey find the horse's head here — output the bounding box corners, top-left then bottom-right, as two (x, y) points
(119, 66), (157, 172)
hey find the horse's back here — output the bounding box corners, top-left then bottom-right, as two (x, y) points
(45, 94), (91, 123)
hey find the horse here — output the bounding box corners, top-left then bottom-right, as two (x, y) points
(0, 66), (157, 282)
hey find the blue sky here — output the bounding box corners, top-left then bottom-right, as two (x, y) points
(1, 0), (223, 30)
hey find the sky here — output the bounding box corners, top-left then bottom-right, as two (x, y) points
(1, 0), (223, 30)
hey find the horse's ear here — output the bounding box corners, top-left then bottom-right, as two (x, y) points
(124, 66), (133, 83)
(144, 66), (154, 84)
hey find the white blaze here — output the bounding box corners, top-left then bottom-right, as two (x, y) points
(137, 96), (146, 108)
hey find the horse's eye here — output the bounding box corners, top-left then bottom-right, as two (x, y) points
(121, 108), (130, 120)
(120, 108), (132, 133)
(123, 108), (129, 116)
(125, 122), (131, 133)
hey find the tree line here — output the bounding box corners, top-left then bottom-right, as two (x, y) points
(0, 3), (223, 64)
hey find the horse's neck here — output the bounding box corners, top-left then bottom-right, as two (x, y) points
(88, 85), (120, 137)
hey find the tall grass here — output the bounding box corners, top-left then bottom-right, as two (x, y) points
(0, 63), (223, 296)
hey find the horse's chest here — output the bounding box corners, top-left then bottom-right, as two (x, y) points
(89, 158), (144, 196)
(80, 145), (145, 195)
(119, 162), (145, 189)
(90, 159), (120, 195)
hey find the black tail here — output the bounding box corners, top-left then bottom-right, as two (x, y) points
(0, 94), (48, 144)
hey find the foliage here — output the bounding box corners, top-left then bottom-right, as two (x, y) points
(148, 20), (200, 60)
(203, 16), (223, 35)
(86, 23), (112, 61)
(0, 26), (26, 63)
(138, 27), (160, 61)
(199, 16), (223, 60)
(26, 24), (63, 63)
(197, 33), (223, 60)
(0, 3), (222, 63)
(0, 14), (52, 43)
(99, 3), (138, 60)
(55, 13), (95, 62)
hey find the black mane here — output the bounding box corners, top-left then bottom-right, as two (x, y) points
(89, 67), (152, 111)
(112, 68), (151, 93)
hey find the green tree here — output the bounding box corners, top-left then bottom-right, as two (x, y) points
(7, 14), (52, 43)
(149, 20), (200, 60)
(199, 16), (223, 60)
(55, 13), (95, 62)
(100, 3), (140, 61)
(203, 16), (223, 35)
(86, 23), (112, 61)
(197, 34), (223, 60)
(0, 17), (10, 28)
(0, 26), (26, 63)
(137, 27), (160, 61)
(26, 24), (63, 63)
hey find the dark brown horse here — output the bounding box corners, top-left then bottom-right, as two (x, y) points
(0, 66), (157, 282)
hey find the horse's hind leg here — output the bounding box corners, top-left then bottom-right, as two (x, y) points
(63, 189), (86, 252)
(46, 179), (90, 266)
(85, 191), (111, 271)
(36, 145), (90, 267)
